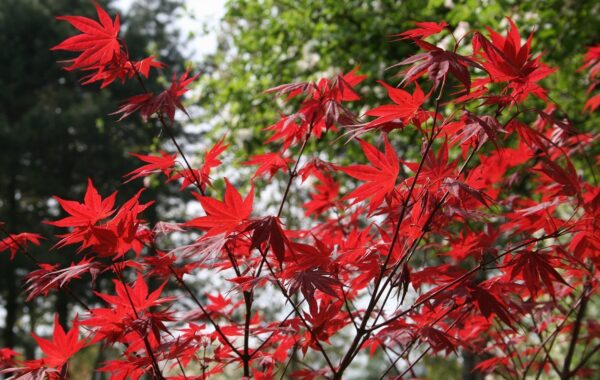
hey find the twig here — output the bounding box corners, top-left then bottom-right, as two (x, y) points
(113, 265), (165, 380)
(0, 226), (91, 312)
(257, 247), (338, 375)
(560, 281), (591, 379)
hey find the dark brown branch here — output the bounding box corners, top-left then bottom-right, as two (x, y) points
(257, 247), (337, 375)
(561, 282), (591, 379)
(167, 266), (243, 358)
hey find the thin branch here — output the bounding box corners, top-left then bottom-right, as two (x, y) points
(250, 308), (297, 358)
(257, 247), (338, 375)
(528, 311), (562, 377)
(333, 124), (441, 380)
(128, 64), (248, 365)
(560, 281), (591, 379)
(242, 289), (253, 377)
(129, 59), (205, 195)
(113, 265), (165, 380)
(370, 227), (570, 332)
(522, 291), (585, 379)
(279, 343), (300, 380)
(0, 226), (91, 312)
(380, 306), (469, 379)
(167, 266), (243, 358)
(254, 122), (315, 280)
(277, 124), (313, 217)
(569, 342), (600, 377)
(242, 121), (314, 374)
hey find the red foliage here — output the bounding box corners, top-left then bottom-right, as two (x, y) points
(51, 1), (121, 71)
(2, 4), (599, 380)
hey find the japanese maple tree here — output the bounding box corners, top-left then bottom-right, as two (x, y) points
(1, 4), (599, 380)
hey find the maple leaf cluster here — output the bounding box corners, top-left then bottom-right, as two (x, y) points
(51, 1), (196, 123)
(581, 44), (600, 112)
(2, 5), (600, 380)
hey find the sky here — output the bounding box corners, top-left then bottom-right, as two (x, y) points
(115, 0), (226, 59)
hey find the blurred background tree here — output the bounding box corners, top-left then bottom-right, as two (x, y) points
(0, 0), (187, 363)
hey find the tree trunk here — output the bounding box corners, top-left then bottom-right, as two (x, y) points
(462, 257), (487, 380)
(3, 173), (18, 348)
(56, 291), (69, 329)
(3, 267), (17, 348)
(462, 350), (484, 380)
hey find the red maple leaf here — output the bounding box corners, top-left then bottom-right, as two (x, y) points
(303, 300), (346, 346)
(90, 190), (153, 258)
(25, 258), (103, 301)
(51, 1), (121, 71)
(474, 356), (510, 374)
(579, 44), (600, 112)
(536, 157), (581, 198)
(264, 115), (308, 152)
(96, 278), (172, 315)
(205, 293), (233, 314)
(392, 40), (481, 91)
(46, 178), (116, 228)
(86, 277), (174, 345)
(0, 348), (19, 368)
(266, 67), (365, 104)
(155, 69), (198, 121)
(473, 17), (555, 102)
(584, 93), (600, 113)
(245, 216), (291, 265)
(172, 136), (229, 190)
(265, 68), (365, 149)
(468, 284), (514, 327)
(243, 152), (293, 180)
(392, 21), (448, 40)
(304, 171), (340, 216)
(580, 44), (600, 80)
(32, 314), (87, 368)
(0, 232), (43, 260)
(125, 151), (177, 182)
(96, 358), (146, 380)
(112, 93), (155, 121)
(47, 185), (151, 257)
(365, 81), (426, 128)
(509, 250), (568, 298)
(186, 180), (254, 236)
(404, 138), (455, 190)
(452, 111), (505, 149)
(198, 136), (229, 187)
(339, 137), (399, 213)
(82, 52), (163, 88)
(288, 269), (339, 308)
(421, 326), (459, 354)
(113, 70), (198, 122)
(442, 178), (494, 208)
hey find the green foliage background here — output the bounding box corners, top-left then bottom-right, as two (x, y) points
(197, 0), (600, 157)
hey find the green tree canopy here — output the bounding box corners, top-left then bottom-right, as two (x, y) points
(199, 0), (600, 155)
